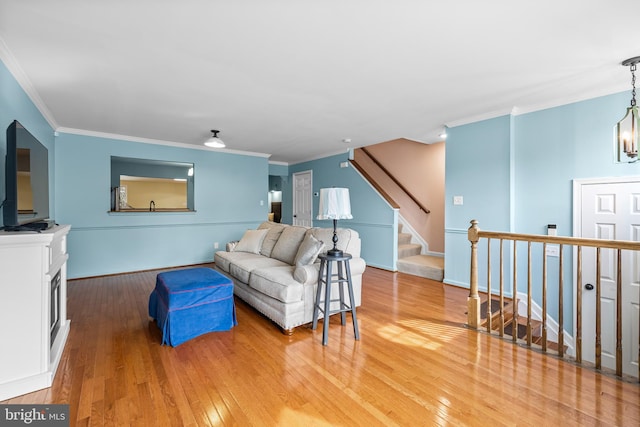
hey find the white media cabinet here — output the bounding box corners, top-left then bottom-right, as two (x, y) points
(0, 224), (71, 401)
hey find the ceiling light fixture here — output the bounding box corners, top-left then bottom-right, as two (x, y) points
(204, 129), (225, 148)
(616, 56), (640, 163)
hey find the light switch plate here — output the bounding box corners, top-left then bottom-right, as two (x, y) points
(546, 245), (559, 257)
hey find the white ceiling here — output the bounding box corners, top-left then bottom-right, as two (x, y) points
(1, 1), (639, 164)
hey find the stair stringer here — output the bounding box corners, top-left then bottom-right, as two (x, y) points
(399, 214), (435, 255)
(516, 291), (575, 356)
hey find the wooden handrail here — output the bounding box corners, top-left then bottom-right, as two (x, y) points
(474, 229), (640, 251)
(349, 159), (400, 209)
(467, 219), (640, 381)
(360, 147), (430, 214)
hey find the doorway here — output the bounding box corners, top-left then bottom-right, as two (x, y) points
(292, 170), (313, 227)
(574, 176), (640, 377)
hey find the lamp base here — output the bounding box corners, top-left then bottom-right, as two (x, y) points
(327, 248), (344, 257)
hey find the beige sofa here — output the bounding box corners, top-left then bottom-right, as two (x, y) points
(214, 221), (365, 334)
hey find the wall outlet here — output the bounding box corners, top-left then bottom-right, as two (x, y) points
(453, 196), (463, 205)
(214, 242), (219, 249)
(545, 244), (559, 257)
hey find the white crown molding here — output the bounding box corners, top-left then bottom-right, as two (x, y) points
(446, 86), (629, 129)
(56, 127), (271, 158)
(445, 107), (518, 128)
(512, 86), (629, 116)
(289, 148), (350, 165)
(268, 160), (288, 166)
(0, 36), (59, 130)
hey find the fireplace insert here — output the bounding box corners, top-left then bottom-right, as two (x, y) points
(50, 270), (61, 345)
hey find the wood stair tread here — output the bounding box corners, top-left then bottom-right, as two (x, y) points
(480, 298), (567, 352)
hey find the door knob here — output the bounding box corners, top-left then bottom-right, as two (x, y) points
(585, 283), (594, 291)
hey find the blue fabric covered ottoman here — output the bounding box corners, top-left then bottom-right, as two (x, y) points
(148, 267), (237, 346)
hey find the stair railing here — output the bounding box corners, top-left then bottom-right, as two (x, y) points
(358, 147), (430, 214)
(467, 219), (640, 381)
(349, 159), (400, 209)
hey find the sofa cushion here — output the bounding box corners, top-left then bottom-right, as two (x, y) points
(249, 266), (304, 303)
(294, 233), (325, 266)
(270, 226), (308, 265)
(257, 222), (286, 257)
(214, 251), (264, 273)
(234, 229), (269, 254)
(230, 256), (289, 284)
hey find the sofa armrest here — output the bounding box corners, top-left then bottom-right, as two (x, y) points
(293, 264), (320, 285)
(348, 257), (366, 276)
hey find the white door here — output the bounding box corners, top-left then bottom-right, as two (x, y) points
(580, 180), (640, 377)
(292, 171), (312, 227)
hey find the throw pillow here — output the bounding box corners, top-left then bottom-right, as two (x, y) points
(294, 233), (324, 266)
(234, 229), (269, 254)
(271, 226), (308, 265)
(258, 222), (285, 257)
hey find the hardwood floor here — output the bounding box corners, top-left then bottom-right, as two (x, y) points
(3, 264), (639, 426)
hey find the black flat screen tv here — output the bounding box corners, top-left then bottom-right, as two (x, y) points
(2, 120), (51, 230)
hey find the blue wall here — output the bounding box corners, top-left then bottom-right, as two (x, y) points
(444, 91), (637, 333)
(287, 152), (398, 270)
(268, 162), (288, 176)
(444, 116), (513, 288)
(2, 55), (269, 279)
(0, 60), (55, 220)
(55, 133), (268, 278)
(513, 93), (634, 234)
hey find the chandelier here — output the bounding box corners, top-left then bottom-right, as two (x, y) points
(616, 56), (640, 163)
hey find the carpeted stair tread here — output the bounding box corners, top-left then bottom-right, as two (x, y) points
(398, 232), (412, 245)
(398, 243), (422, 258)
(397, 255), (444, 281)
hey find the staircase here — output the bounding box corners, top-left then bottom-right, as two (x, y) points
(480, 297), (566, 352)
(396, 224), (444, 281)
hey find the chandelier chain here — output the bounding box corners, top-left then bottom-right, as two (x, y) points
(631, 62), (637, 107)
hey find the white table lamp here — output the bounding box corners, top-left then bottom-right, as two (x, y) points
(317, 187), (353, 256)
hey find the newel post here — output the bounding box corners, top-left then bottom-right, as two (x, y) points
(468, 219), (481, 329)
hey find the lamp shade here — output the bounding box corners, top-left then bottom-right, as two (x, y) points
(204, 136), (225, 148)
(317, 188), (353, 220)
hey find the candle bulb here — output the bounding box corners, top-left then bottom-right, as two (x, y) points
(623, 132), (630, 154)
